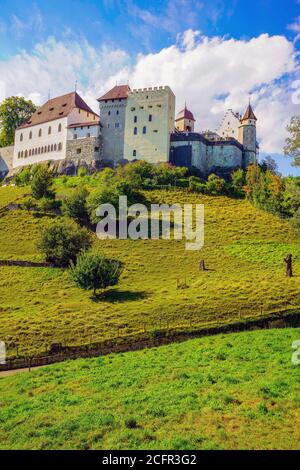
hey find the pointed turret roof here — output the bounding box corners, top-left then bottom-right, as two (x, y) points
(175, 104), (195, 122)
(242, 103), (257, 121)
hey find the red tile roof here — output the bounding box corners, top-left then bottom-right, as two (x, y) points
(175, 105), (195, 122)
(18, 92), (99, 129)
(97, 85), (131, 102)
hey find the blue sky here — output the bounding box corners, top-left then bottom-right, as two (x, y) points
(0, 0), (299, 174)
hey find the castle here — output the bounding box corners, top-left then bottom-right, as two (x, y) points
(0, 84), (258, 179)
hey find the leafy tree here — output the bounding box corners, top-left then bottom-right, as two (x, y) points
(31, 165), (54, 199)
(231, 169), (245, 195)
(62, 188), (89, 225)
(0, 96), (36, 147)
(284, 116), (300, 166)
(70, 252), (123, 295)
(261, 156), (279, 174)
(38, 219), (92, 267)
(153, 163), (188, 186)
(115, 160), (154, 187)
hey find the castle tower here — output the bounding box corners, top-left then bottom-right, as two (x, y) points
(238, 102), (257, 167)
(175, 104), (195, 132)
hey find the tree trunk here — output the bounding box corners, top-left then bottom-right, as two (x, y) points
(199, 260), (206, 271)
(284, 254), (293, 277)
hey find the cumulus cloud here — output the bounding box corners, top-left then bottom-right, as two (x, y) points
(0, 30), (298, 155)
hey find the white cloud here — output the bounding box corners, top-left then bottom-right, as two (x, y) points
(0, 30), (298, 155)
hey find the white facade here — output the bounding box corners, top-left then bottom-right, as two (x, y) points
(67, 123), (100, 140)
(217, 109), (241, 140)
(13, 105), (99, 169)
(124, 86), (175, 164)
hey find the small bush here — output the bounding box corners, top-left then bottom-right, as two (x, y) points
(62, 188), (89, 225)
(206, 174), (226, 195)
(125, 418), (138, 429)
(38, 219), (92, 267)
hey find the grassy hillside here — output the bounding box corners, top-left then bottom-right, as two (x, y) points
(0, 328), (299, 450)
(0, 184), (300, 357)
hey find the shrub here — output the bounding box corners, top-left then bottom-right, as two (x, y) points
(31, 165), (54, 200)
(15, 167), (32, 186)
(125, 418), (138, 429)
(22, 197), (37, 211)
(62, 188), (89, 225)
(87, 180), (146, 224)
(153, 163), (188, 186)
(38, 219), (92, 267)
(206, 174), (226, 195)
(37, 197), (61, 213)
(78, 166), (88, 178)
(70, 252), (123, 295)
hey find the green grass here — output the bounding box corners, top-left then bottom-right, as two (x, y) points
(0, 328), (299, 450)
(0, 184), (300, 357)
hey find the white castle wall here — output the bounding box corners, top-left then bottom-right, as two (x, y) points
(13, 108), (98, 169)
(124, 86), (175, 164)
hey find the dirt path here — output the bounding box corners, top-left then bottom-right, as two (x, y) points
(0, 365), (45, 378)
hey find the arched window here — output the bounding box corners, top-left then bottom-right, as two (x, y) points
(44, 146), (47, 153)
(38, 148), (41, 154)
(18, 152), (20, 159)
(48, 126), (52, 135)
(58, 123), (62, 132)
(29, 150), (32, 156)
(29, 131), (32, 140)
(48, 145), (50, 152)
(20, 133), (23, 142)
(41, 147), (44, 154)
(51, 144), (54, 152)
(143, 126), (147, 134)
(134, 127), (138, 135)
(116, 110), (119, 115)
(21, 151), (23, 158)
(25, 150), (28, 158)
(54, 144), (57, 151)
(39, 129), (42, 137)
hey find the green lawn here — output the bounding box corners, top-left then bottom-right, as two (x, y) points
(0, 185), (300, 357)
(0, 328), (299, 450)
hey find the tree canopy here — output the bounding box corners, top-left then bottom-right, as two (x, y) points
(0, 96), (37, 147)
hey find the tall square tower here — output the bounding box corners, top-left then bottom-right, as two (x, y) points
(124, 86), (175, 164)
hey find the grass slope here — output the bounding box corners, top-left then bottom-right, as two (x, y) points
(0, 185), (300, 357)
(0, 328), (299, 450)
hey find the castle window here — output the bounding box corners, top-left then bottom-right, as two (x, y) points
(58, 123), (62, 132)
(87, 113), (89, 117)
(58, 143), (62, 151)
(108, 111), (111, 116)
(143, 126), (147, 134)
(39, 129), (42, 137)
(25, 150), (28, 158)
(29, 150), (32, 156)
(54, 144), (57, 151)
(77, 148), (81, 155)
(20, 151), (23, 158)
(133, 150), (136, 157)
(48, 145), (50, 152)
(74, 134), (77, 140)
(38, 148), (41, 154)
(107, 124), (110, 128)
(41, 147), (44, 154)
(48, 126), (52, 135)
(134, 127), (138, 135)
(95, 147), (99, 152)
(44, 146), (47, 153)
(51, 144), (54, 152)
(20, 133), (23, 142)
(134, 116), (137, 123)
(87, 133), (91, 138)
(115, 123), (119, 128)
(116, 110), (119, 115)
(149, 114), (152, 122)
(29, 131), (32, 139)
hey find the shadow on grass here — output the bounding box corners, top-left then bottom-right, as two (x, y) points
(92, 289), (149, 303)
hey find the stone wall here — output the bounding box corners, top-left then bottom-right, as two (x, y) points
(0, 146), (14, 178)
(66, 136), (102, 162)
